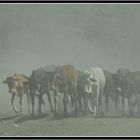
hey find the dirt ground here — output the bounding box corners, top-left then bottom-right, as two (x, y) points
(0, 91), (140, 136)
(1, 113), (140, 136)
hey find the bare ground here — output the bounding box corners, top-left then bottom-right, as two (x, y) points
(0, 112), (140, 136)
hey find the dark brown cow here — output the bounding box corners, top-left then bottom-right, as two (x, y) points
(50, 64), (78, 115)
(103, 70), (121, 114)
(28, 67), (54, 116)
(3, 74), (30, 115)
(116, 68), (130, 81)
(76, 70), (89, 115)
(115, 68), (140, 115)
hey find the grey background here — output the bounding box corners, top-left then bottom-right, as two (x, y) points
(0, 4), (140, 78)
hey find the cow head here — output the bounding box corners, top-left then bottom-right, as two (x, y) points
(77, 71), (90, 92)
(82, 70), (94, 94)
(116, 68), (130, 81)
(47, 72), (58, 91)
(3, 76), (18, 94)
(112, 73), (123, 95)
(29, 68), (48, 94)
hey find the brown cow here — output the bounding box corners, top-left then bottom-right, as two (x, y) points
(49, 64), (78, 116)
(3, 74), (30, 115)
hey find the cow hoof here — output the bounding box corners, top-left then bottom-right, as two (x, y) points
(20, 112), (23, 116)
(14, 110), (18, 114)
(15, 112), (19, 114)
(101, 113), (104, 117)
(73, 110), (78, 116)
(37, 112), (42, 117)
(53, 110), (58, 115)
(63, 111), (69, 117)
(92, 114), (97, 117)
(38, 111), (42, 115)
(121, 113), (125, 117)
(63, 113), (68, 117)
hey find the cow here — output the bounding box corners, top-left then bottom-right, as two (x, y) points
(76, 70), (90, 115)
(28, 66), (56, 116)
(2, 74), (30, 115)
(49, 64), (78, 116)
(103, 70), (121, 114)
(115, 68), (140, 116)
(84, 67), (105, 117)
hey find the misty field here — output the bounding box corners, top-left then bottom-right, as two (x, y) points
(1, 113), (140, 136)
(0, 91), (140, 136)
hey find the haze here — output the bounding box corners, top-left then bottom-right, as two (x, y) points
(0, 4), (140, 77)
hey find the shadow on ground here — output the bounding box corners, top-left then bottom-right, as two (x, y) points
(0, 115), (19, 122)
(1, 112), (140, 125)
(14, 113), (51, 124)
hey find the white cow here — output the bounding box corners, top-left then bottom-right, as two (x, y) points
(84, 67), (105, 117)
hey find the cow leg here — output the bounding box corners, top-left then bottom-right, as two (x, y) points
(78, 96), (83, 114)
(71, 92), (74, 108)
(115, 96), (119, 113)
(121, 96), (125, 115)
(101, 90), (105, 116)
(26, 94), (30, 115)
(38, 94), (43, 114)
(90, 90), (97, 117)
(92, 95), (97, 117)
(105, 95), (109, 113)
(99, 89), (104, 117)
(87, 91), (97, 116)
(87, 94), (94, 115)
(96, 94), (100, 117)
(63, 92), (67, 116)
(73, 87), (78, 115)
(63, 93), (66, 115)
(84, 94), (88, 114)
(47, 91), (53, 112)
(11, 94), (18, 114)
(136, 94), (140, 114)
(19, 95), (23, 115)
(31, 95), (35, 116)
(54, 89), (58, 114)
(68, 94), (71, 115)
(63, 89), (70, 116)
(96, 88), (100, 117)
(128, 97), (133, 116)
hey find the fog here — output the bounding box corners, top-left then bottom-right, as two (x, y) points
(0, 3), (139, 115)
(0, 4), (140, 78)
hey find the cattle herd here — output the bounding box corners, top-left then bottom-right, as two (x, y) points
(2, 64), (140, 118)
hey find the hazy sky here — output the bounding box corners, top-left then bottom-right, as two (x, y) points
(0, 4), (140, 77)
